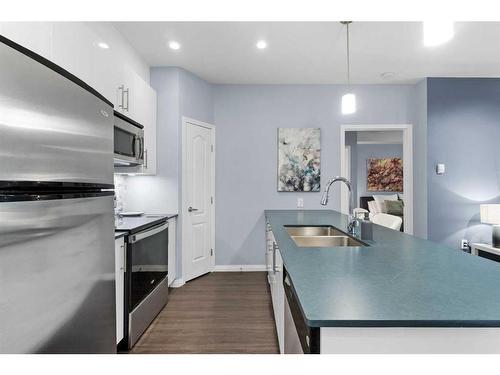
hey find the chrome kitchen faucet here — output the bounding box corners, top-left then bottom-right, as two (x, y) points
(320, 176), (359, 235)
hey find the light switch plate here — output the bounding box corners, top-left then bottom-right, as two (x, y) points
(297, 197), (304, 208)
(436, 163), (445, 175)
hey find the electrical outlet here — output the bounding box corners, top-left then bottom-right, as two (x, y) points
(297, 197), (304, 209)
(461, 239), (469, 250)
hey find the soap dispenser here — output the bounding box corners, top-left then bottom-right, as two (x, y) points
(360, 212), (373, 241)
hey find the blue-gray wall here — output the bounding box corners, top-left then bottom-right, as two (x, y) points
(124, 72), (500, 267)
(412, 79), (428, 239)
(427, 78), (500, 249)
(126, 67), (213, 278)
(179, 68), (214, 123)
(355, 143), (403, 205)
(213, 84), (415, 265)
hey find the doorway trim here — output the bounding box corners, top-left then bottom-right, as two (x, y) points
(340, 124), (413, 235)
(181, 116), (216, 283)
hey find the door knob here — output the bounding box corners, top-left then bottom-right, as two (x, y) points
(188, 206), (199, 212)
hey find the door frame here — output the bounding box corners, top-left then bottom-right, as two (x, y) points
(181, 116), (216, 283)
(340, 124), (414, 235)
(345, 145), (351, 182)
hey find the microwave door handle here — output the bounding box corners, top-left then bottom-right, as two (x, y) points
(140, 137), (144, 159)
(133, 136), (141, 159)
(131, 135), (137, 158)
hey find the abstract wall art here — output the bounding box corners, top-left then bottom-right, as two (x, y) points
(277, 128), (320, 192)
(366, 158), (403, 192)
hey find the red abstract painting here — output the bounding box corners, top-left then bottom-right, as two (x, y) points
(367, 158), (403, 192)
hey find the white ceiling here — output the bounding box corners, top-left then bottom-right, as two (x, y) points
(354, 131), (403, 144)
(113, 22), (500, 84)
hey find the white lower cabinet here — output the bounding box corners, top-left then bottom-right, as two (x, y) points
(114, 236), (126, 344)
(168, 217), (177, 286)
(266, 223), (285, 353)
(274, 249), (285, 353)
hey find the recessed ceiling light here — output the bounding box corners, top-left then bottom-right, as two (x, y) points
(97, 42), (109, 49)
(381, 72), (395, 80)
(169, 41), (181, 50)
(423, 21), (454, 47)
(256, 40), (267, 49)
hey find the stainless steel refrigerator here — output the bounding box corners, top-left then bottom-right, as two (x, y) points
(0, 36), (116, 353)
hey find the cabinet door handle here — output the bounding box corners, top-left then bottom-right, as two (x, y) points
(124, 87), (130, 111)
(144, 148), (148, 168)
(273, 242), (277, 272)
(120, 244), (126, 272)
(118, 85), (125, 110)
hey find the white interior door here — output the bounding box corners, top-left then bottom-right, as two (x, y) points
(183, 118), (215, 282)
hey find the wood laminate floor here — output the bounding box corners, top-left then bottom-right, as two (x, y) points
(130, 272), (279, 354)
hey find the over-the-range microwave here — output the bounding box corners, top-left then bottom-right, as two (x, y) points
(114, 111), (144, 167)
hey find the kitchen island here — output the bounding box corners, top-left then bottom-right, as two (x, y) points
(265, 209), (500, 353)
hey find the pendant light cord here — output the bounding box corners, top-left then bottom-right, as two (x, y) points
(346, 22), (351, 87)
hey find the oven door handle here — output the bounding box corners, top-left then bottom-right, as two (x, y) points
(129, 222), (169, 243)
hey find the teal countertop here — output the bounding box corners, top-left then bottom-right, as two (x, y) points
(265, 209), (500, 328)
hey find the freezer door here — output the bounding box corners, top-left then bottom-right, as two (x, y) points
(0, 194), (116, 353)
(0, 39), (113, 186)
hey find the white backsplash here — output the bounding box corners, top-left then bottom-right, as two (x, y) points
(114, 174), (128, 215)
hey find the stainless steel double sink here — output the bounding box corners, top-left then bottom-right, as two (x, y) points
(285, 225), (367, 248)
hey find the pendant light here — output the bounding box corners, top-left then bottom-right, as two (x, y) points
(341, 21), (356, 115)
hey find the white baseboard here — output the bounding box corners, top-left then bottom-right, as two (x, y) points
(170, 278), (185, 288)
(214, 265), (267, 272)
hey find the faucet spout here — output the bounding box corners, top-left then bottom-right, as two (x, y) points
(320, 176), (353, 212)
(320, 176), (358, 234)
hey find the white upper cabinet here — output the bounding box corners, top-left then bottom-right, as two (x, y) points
(143, 84), (157, 175)
(51, 23), (96, 89)
(129, 70), (157, 175)
(0, 22), (157, 176)
(114, 65), (157, 175)
(0, 22), (52, 59)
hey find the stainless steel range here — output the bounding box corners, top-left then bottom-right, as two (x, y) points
(116, 215), (169, 350)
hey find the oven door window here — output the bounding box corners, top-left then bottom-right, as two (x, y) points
(129, 225), (168, 310)
(114, 127), (136, 158)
